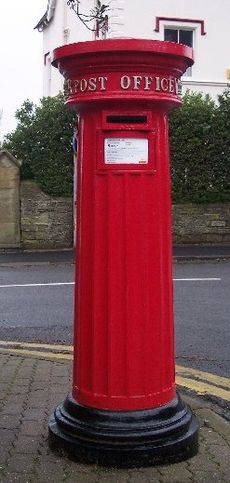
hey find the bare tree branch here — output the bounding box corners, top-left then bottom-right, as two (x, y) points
(66, 0), (109, 34)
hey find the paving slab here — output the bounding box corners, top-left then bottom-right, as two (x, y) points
(0, 352), (229, 483)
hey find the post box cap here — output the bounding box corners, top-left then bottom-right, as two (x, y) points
(52, 38), (193, 69)
(52, 39), (193, 109)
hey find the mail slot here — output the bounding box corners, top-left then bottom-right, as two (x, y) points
(106, 115), (147, 123)
(49, 38), (198, 468)
(97, 110), (155, 170)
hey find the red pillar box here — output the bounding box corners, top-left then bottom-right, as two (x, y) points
(49, 39), (199, 467)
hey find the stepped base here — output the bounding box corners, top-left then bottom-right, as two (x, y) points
(48, 391), (199, 468)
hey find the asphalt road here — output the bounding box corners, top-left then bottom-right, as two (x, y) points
(0, 259), (229, 379)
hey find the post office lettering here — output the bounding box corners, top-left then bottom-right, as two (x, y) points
(120, 75), (178, 93)
(70, 76), (108, 93)
(69, 75), (179, 95)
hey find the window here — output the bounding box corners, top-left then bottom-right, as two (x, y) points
(164, 28), (193, 76)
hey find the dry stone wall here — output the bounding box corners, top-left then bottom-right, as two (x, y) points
(20, 180), (73, 249)
(173, 203), (230, 244)
(1, 173), (229, 249)
(20, 184), (230, 248)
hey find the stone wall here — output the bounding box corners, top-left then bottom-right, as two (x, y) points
(20, 180), (73, 249)
(173, 203), (230, 244)
(0, 150), (21, 248)
(4, 179), (229, 249)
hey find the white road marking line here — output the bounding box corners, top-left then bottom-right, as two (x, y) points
(0, 282), (74, 288)
(0, 278), (221, 288)
(174, 278), (221, 281)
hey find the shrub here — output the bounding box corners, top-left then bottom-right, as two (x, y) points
(3, 90), (230, 202)
(3, 95), (76, 197)
(169, 90), (230, 202)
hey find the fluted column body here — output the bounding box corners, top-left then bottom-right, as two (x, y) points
(73, 108), (175, 410)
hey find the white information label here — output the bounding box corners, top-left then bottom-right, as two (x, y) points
(105, 138), (148, 164)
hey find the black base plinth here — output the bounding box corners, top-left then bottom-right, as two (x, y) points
(48, 392), (199, 468)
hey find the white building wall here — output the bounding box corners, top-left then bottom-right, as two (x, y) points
(123, 0), (229, 98)
(107, 0), (125, 38)
(40, 0), (229, 99)
(42, 0), (94, 96)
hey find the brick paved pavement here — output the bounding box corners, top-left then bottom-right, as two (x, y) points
(0, 353), (229, 483)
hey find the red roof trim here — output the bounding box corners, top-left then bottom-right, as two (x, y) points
(154, 17), (206, 35)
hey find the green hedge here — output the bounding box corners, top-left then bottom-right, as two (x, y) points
(2, 90), (230, 201)
(3, 95), (76, 197)
(169, 90), (230, 202)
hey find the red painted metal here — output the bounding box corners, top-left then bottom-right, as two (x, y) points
(52, 39), (193, 411)
(154, 17), (206, 36)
